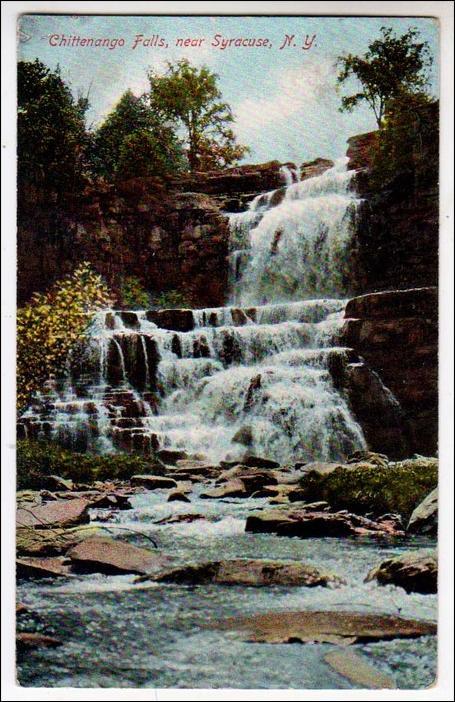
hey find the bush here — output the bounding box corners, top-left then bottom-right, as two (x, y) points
(17, 439), (162, 489)
(119, 276), (151, 309)
(151, 289), (191, 309)
(299, 458), (437, 520)
(17, 263), (113, 411)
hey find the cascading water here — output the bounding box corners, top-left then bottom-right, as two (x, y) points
(19, 157), (370, 463)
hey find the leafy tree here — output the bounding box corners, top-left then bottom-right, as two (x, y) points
(17, 263), (113, 411)
(370, 91), (438, 190)
(148, 59), (249, 170)
(93, 89), (184, 179)
(17, 59), (89, 193)
(337, 27), (433, 127)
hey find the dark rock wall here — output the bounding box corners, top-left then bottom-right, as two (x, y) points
(347, 123), (438, 294)
(341, 287), (438, 457)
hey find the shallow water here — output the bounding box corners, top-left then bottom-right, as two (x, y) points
(17, 489), (437, 689)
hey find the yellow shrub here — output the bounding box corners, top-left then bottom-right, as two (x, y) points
(17, 263), (113, 411)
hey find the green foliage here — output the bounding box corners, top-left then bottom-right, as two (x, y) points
(337, 26), (433, 127)
(17, 263), (113, 411)
(119, 276), (151, 309)
(17, 439), (160, 489)
(299, 459), (438, 520)
(92, 89), (184, 179)
(18, 59), (89, 192)
(148, 59), (249, 170)
(369, 92), (438, 191)
(151, 289), (191, 309)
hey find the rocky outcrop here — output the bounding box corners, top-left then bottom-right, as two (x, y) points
(341, 287), (438, 456)
(347, 106), (438, 293)
(18, 181), (230, 308)
(407, 488), (438, 535)
(143, 559), (344, 588)
(365, 549), (437, 594)
(245, 507), (403, 538)
(214, 610), (437, 645)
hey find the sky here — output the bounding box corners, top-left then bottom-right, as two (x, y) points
(18, 14), (439, 164)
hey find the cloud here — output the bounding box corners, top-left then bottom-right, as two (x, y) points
(234, 59), (336, 139)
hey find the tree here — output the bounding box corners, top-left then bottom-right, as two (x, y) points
(148, 59), (249, 171)
(18, 59), (89, 193)
(17, 263), (113, 411)
(337, 27), (433, 127)
(92, 89), (184, 178)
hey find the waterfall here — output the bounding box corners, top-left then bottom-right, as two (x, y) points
(19, 156), (372, 463)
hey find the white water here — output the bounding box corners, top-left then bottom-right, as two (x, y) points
(20, 157), (370, 464)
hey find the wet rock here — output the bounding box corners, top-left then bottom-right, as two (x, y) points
(154, 513), (205, 525)
(16, 602), (28, 615)
(16, 498), (91, 529)
(40, 475), (74, 491)
(245, 508), (404, 538)
(146, 308), (194, 332)
(167, 491), (191, 503)
(17, 632), (62, 651)
(67, 537), (171, 575)
(300, 157), (334, 180)
(157, 448), (189, 464)
(243, 375), (262, 412)
(243, 455), (280, 470)
(324, 649), (395, 689)
(214, 609), (436, 645)
(365, 549), (437, 594)
(146, 559), (344, 587)
(231, 425), (254, 446)
(90, 493), (132, 510)
(200, 479), (247, 499)
(16, 526), (89, 557)
(407, 488), (438, 535)
(17, 556), (72, 579)
(130, 475), (178, 490)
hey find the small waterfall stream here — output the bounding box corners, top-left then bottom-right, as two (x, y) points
(20, 158), (368, 463)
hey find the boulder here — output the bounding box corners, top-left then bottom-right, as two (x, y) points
(16, 526), (92, 557)
(245, 508), (404, 538)
(90, 493), (132, 510)
(365, 549), (437, 594)
(16, 498), (91, 529)
(40, 475), (74, 491)
(17, 632), (62, 651)
(214, 609), (436, 645)
(407, 488), (438, 535)
(157, 448), (189, 464)
(67, 537), (171, 575)
(146, 559), (344, 587)
(130, 475), (178, 490)
(17, 556), (72, 579)
(167, 491), (191, 503)
(200, 479), (247, 499)
(243, 455), (280, 470)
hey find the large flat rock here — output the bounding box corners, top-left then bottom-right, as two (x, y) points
(17, 556), (72, 579)
(67, 537), (172, 575)
(214, 610), (436, 645)
(16, 498), (91, 529)
(147, 559), (344, 587)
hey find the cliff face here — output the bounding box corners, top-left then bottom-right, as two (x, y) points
(17, 162), (291, 307)
(347, 120), (438, 294)
(340, 287), (438, 457)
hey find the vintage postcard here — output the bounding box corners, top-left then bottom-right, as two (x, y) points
(9, 6), (448, 693)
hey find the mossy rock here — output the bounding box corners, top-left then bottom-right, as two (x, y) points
(299, 458), (437, 520)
